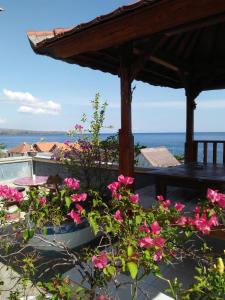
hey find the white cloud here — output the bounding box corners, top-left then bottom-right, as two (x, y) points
(3, 89), (61, 115)
(0, 117), (6, 124)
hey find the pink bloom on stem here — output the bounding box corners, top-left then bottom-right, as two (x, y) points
(150, 221), (161, 235)
(193, 206), (201, 213)
(129, 194), (139, 204)
(154, 237), (165, 248)
(176, 216), (187, 226)
(75, 204), (84, 214)
(153, 249), (163, 261)
(174, 202), (185, 212)
(208, 214), (219, 227)
(67, 210), (82, 224)
(118, 175), (134, 185)
(71, 193), (87, 202)
(194, 215), (211, 235)
(138, 236), (154, 248)
(39, 197), (46, 206)
(157, 195), (164, 202)
(74, 124), (83, 131)
(92, 252), (108, 269)
(112, 191), (122, 200)
(107, 181), (121, 192)
(64, 178), (80, 190)
(113, 210), (123, 223)
(161, 200), (171, 210)
(139, 221), (150, 234)
(218, 195), (225, 208)
(207, 188), (220, 203)
(0, 185), (23, 202)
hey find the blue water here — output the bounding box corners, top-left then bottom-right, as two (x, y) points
(1, 132), (225, 159)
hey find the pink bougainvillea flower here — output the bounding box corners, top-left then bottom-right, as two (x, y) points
(150, 221), (161, 235)
(193, 206), (201, 213)
(129, 194), (139, 204)
(207, 188), (220, 203)
(67, 210), (82, 224)
(64, 178), (80, 190)
(74, 124), (84, 131)
(107, 181), (121, 192)
(208, 214), (219, 227)
(156, 195), (164, 202)
(218, 195), (225, 208)
(71, 193), (87, 202)
(153, 249), (163, 261)
(39, 197), (46, 206)
(176, 216), (187, 226)
(113, 210), (123, 223)
(194, 214), (211, 235)
(153, 237), (165, 248)
(161, 199), (171, 210)
(112, 191), (122, 200)
(174, 202), (185, 212)
(118, 175), (134, 185)
(0, 185), (23, 202)
(92, 252), (108, 269)
(138, 236), (154, 248)
(139, 221), (150, 234)
(75, 204), (84, 214)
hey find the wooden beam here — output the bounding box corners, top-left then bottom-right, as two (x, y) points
(119, 44), (134, 178)
(40, 0), (225, 58)
(130, 34), (166, 80)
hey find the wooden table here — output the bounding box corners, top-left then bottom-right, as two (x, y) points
(150, 163), (225, 198)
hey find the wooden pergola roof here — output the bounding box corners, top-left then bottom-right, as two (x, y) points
(27, 0), (225, 177)
(28, 0), (225, 91)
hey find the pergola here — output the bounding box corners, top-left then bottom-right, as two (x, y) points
(28, 0), (225, 178)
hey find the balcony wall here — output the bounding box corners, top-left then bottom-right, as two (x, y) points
(33, 158), (154, 189)
(0, 157), (33, 184)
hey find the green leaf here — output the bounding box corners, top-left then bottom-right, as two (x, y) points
(65, 196), (72, 208)
(135, 215), (142, 225)
(127, 262), (138, 279)
(127, 246), (133, 257)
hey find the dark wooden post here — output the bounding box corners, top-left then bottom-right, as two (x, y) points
(119, 44), (134, 177)
(184, 86), (199, 163)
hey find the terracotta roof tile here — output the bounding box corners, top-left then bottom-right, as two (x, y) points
(8, 143), (36, 154)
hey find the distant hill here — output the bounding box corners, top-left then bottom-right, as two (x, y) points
(0, 128), (65, 135)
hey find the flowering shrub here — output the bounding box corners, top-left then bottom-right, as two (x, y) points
(0, 176), (224, 299)
(0, 185), (23, 203)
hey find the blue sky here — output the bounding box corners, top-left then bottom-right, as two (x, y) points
(0, 0), (224, 133)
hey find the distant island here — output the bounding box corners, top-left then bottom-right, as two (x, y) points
(0, 128), (65, 135)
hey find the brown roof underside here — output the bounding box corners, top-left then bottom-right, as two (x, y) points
(27, 0), (225, 91)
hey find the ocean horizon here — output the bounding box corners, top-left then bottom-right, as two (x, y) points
(1, 132), (225, 162)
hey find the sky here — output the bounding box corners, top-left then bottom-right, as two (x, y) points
(0, 1), (225, 133)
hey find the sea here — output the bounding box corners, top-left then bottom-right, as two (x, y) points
(1, 132), (225, 162)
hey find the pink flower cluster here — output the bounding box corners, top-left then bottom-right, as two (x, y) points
(92, 252), (108, 269)
(71, 193), (87, 202)
(39, 197), (46, 206)
(207, 188), (225, 208)
(138, 220), (165, 261)
(64, 178), (80, 190)
(67, 210), (82, 224)
(74, 124), (84, 131)
(0, 185), (23, 202)
(107, 175), (139, 204)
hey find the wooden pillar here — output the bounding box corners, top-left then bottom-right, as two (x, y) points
(185, 86), (198, 163)
(119, 45), (134, 177)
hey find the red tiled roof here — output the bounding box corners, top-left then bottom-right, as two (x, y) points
(27, 0), (160, 47)
(8, 143), (35, 154)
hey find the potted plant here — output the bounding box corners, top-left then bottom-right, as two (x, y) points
(19, 177), (96, 251)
